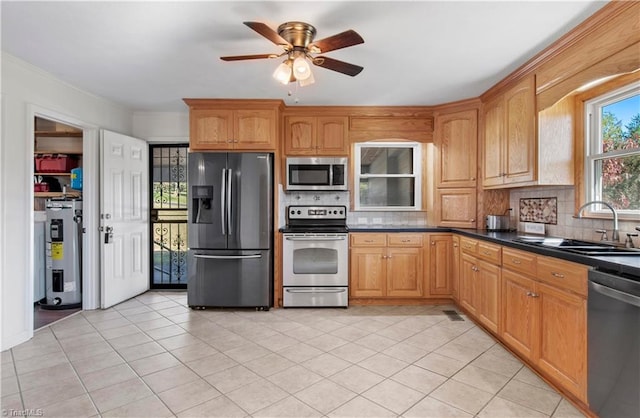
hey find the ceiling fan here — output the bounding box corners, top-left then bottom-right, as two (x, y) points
(220, 21), (364, 86)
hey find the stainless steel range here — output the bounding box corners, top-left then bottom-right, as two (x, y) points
(282, 205), (348, 307)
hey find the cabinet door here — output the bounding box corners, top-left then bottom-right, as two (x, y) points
(435, 188), (477, 228)
(350, 247), (386, 297)
(285, 116), (316, 155)
(536, 282), (587, 402)
(190, 109), (233, 150)
(477, 259), (500, 334)
(460, 254), (478, 315)
(451, 236), (460, 301)
(435, 109), (478, 188)
(386, 248), (423, 297)
(317, 117), (348, 155)
(482, 98), (504, 187)
(501, 269), (538, 359)
(235, 109), (276, 150)
(429, 235), (452, 296)
(503, 76), (535, 184)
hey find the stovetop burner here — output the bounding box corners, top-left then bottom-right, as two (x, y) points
(285, 205), (348, 233)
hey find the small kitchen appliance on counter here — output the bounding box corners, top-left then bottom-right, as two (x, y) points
(282, 205), (349, 307)
(486, 208), (513, 232)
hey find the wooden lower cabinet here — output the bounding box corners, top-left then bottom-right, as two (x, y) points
(498, 247), (588, 403)
(428, 234), (452, 296)
(501, 269), (538, 359)
(350, 247), (386, 297)
(349, 233), (424, 299)
(460, 254), (479, 315)
(458, 239), (589, 404)
(451, 236), (460, 301)
(477, 259), (500, 334)
(459, 253), (500, 333)
(387, 247), (423, 297)
(537, 282), (587, 401)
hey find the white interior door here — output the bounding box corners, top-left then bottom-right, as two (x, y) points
(100, 130), (149, 308)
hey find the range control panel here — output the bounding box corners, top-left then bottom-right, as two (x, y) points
(287, 205), (347, 220)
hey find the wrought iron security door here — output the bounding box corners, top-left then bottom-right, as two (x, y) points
(150, 145), (188, 288)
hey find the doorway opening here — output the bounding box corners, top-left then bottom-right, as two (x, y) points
(150, 144), (188, 289)
(33, 116), (84, 329)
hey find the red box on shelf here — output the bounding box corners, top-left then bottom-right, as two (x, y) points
(34, 154), (78, 173)
(34, 183), (49, 192)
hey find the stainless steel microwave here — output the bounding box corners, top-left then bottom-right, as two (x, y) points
(286, 157), (348, 191)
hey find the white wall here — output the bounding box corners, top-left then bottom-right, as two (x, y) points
(132, 111), (188, 143)
(0, 53), (133, 350)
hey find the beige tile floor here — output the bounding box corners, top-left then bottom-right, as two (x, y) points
(1, 292), (586, 417)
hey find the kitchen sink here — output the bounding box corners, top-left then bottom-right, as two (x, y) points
(513, 236), (640, 256)
(562, 247), (640, 256)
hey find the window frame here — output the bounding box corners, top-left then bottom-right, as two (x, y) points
(583, 79), (640, 218)
(353, 141), (422, 211)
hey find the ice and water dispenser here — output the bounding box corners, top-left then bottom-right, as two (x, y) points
(42, 199), (83, 309)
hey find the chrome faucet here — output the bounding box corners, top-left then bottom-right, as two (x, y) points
(577, 200), (619, 242)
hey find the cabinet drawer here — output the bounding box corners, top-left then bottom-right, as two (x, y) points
(387, 234), (423, 247)
(537, 256), (588, 297)
(477, 241), (502, 264)
(460, 237), (478, 254)
(350, 234), (386, 247)
(502, 247), (537, 276)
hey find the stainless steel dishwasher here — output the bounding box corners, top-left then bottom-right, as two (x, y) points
(588, 268), (640, 418)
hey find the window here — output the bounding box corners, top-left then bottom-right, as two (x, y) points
(354, 142), (422, 210)
(584, 81), (640, 216)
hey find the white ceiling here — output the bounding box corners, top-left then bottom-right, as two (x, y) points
(1, 1), (607, 112)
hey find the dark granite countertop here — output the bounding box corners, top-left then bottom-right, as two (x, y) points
(345, 226), (640, 277)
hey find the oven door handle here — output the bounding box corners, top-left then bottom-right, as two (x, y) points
(194, 254), (262, 260)
(285, 236), (346, 241)
(590, 281), (640, 307)
(285, 288), (347, 293)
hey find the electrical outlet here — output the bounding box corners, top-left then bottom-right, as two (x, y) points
(523, 222), (545, 235)
(357, 217), (368, 224)
(373, 217), (383, 225)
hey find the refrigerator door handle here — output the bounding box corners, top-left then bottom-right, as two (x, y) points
(193, 254), (262, 260)
(220, 168), (226, 235)
(226, 168), (232, 235)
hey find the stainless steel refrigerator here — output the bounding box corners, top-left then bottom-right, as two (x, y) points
(187, 152), (273, 310)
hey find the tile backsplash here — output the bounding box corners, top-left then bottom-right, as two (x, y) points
(509, 186), (639, 246)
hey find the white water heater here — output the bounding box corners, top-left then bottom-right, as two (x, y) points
(42, 199), (82, 309)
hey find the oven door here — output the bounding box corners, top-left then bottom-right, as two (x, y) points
(283, 234), (348, 286)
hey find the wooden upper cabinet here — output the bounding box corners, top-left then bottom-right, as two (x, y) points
(285, 116), (348, 155)
(435, 188), (477, 229)
(184, 99), (280, 151)
(482, 76), (536, 188)
(434, 109), (478, 188)
(503, 77), (535, 185)
(234, 109), (278, 150)
(190, 109), (234, 150)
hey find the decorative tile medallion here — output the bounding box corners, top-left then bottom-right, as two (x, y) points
(519, 197), (558, 224)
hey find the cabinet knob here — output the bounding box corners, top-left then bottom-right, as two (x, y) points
(382, 255), (387, 259)
(453, 243), (458, 247)
(431, 241), (436, 245)
(527, 291), (539, 298)
(470, 177), (476, 181)
(551, 272), (565, 279)
(512, 258), (522, 264)
(470, 219), (475, 222)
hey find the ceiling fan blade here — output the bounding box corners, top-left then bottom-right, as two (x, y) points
(312, 56), (363, 77)
(243, 21), (291, 48)
(220, 53), (280, 61)
(309, 30), (364, 53)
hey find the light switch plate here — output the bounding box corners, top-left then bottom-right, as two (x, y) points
(523, 222), (545, 235)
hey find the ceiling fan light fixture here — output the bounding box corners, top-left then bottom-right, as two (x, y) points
(292, 55), (312, 81)
(272, 61), (292, 84)
(298, 70), (315, 87)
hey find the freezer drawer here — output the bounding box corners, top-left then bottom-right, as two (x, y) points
(283, 287), (348, 308)
(187, 249), (272, 309)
